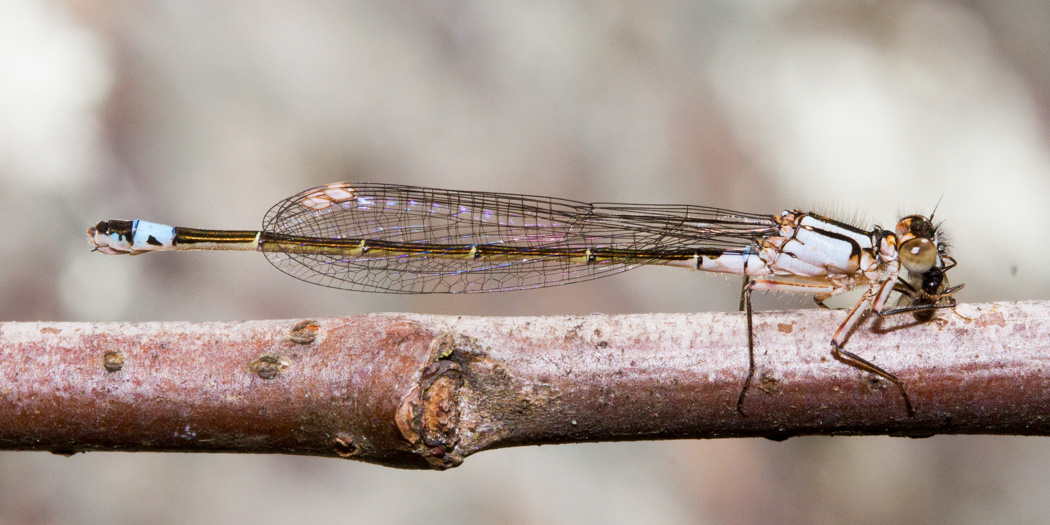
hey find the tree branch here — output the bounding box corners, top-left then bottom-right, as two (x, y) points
(0, 301), (1045, 469)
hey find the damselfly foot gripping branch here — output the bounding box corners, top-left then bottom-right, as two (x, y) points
(88, 182), (963, 416)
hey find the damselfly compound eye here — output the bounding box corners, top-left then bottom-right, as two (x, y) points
(900, 237), (936, 275)
(895, 215), (934, 239)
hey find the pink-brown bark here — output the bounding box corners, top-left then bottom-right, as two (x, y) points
(0, 301), (1045, 469)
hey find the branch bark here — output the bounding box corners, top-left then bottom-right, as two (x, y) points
(0, 301), (1045, 469)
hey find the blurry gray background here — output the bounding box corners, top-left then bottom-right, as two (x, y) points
(1, 1), (1049, 523)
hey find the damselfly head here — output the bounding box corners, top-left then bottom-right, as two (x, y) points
(892, 212), (962, 320)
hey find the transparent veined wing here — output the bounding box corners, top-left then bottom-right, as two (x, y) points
(260, 182), (778, 293)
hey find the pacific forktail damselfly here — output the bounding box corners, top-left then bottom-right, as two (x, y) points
(87, 182), (963, 415)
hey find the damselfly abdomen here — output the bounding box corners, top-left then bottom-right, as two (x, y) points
(88, 182), (962, 415)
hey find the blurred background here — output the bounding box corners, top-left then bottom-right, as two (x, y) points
(1, 0), (1048, 523)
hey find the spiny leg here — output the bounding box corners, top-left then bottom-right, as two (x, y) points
(876, 302), (958, 317)
(830, 343), (915, 416)
(878, 281), (964, 318)
(738, 275), (748, 312)
(736, 279), (838, 416)
(832, 279), (916, 416)
(736, 279), (756, 415)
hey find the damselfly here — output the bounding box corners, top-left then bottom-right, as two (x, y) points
(87, 182), (963, 415)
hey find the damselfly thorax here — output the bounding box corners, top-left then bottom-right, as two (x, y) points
(88, 182), (962, 416)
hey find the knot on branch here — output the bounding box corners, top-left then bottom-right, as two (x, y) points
(395, 333), (469, 470)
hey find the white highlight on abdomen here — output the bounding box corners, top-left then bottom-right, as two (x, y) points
(130, 220), (176, 250)
(699, 252), (772, 276)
